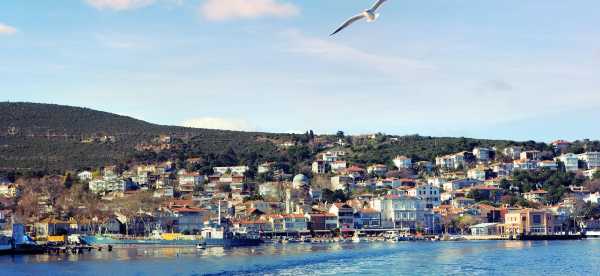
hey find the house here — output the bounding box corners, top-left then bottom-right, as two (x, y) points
(269, 214), (308, 235)
(322, 151), (340, 163)
(330, 176), (353, 191)
(312, 160), (327, 174)
(367, 164), (388, 177)
(89, 178), (126, 194)
(473, 147), (494, 162)
(578, 152), (600, 169)
(436, 153), (465, 170)
(467, 168), (487, 181)
(306, 213), (338, 232)
(372, 195), (428, 231)
(513, 159), (537, 171)
(282, 214), (309, 234)
(329, 203), (355, 234)
(354, 208), (381, 229)
(493, 163), (514, 177)
(408, 184), (440, 208)
(452, 197), (475, 209)
(258, 162), (276, 174)
(470, 223), (500, 236)
(503, 208), (554, 236)
(503, 146), (522, 160)
(520, 150), (541, 161)
(523, 190), (548, 203)
(213, 166), (249, 176)
(330, 161), (347, 173)
(443, 179), (482, 192)
(393, 156), (412, 169)
(469, 186), (502, 203)
(537, 160), (558, 170)
(77, 171), (93, 181)
(377, 178), (401, 189)
(551, 140), (571, 153)
(34, 218), (74, 238)
(258, 182), (285, 199)
(234, 220), (272, 235)
(557, 153), (579, 172)
(0, 183), (17, 198)
(346, 166), (366, 179)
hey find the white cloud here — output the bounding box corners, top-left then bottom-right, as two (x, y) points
(283, 30), (435, 76)
(181, 117), (256, 131)
(0, 23), (17, 35)
(200, 0), (299, 21)
(85, 0), (155, 11)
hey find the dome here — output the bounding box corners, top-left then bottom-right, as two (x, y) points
(292, 174), (309, 187)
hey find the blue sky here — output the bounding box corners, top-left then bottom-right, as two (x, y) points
(1, 0), (600, 142)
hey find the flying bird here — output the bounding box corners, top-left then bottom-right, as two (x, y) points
(330, 0), (388, 36)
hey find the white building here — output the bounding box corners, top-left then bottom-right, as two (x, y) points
(473, 147), (493, 162)
(330, 161), (347, 173)
(578, 152), (600, 169)
(467, 168), (487, 181)
(520, 150), (541, 161)
(513, 159), (537, 171)
(372, 195), (430, 231)
(436, 153), (465, 170)
(312, 160), (327, 174)
(367, 164), (388, 176)
(331, 176), (353, 191)
(213, 166), (249, 176)
(493, 163), (514, 177)
(258, 162), (276, 174)
(408, 184), (440, 209)
(557, 153), (579, 172)
(503, 146), (522, 160)
(89, 178), (126, 194)
(538, 160), (558, 170)
(393, 156), (412, 169)
(77, 171), (93, 182)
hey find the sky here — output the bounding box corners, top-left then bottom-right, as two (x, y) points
(1, 0), (600, 142)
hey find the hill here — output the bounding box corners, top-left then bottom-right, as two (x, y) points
(0, 102), (294, 172)
(0, 102), (566, 175)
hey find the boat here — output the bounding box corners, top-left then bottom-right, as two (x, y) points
(196, 243), (206, 250)
(0, 235), (13, 255)
(352, 232), (361, 243)
(80, 235), (200, 246)
(200, 226), (263, 247)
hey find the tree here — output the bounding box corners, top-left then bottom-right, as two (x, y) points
(455, 215), (480, 235)
(336, 131), (345, 139)
(63, 173), (74, 189)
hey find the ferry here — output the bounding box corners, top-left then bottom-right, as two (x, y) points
(80, 235), (200, 246)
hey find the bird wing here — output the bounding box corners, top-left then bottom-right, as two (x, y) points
(369, 0), (388, 12)
(330, 14), (366, 36)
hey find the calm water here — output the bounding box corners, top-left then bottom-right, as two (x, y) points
(2, 240), (600, 275)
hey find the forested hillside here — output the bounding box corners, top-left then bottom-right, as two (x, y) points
(3, 102), (592, 175)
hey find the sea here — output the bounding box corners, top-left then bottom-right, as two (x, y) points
(2, 240), (600, 275)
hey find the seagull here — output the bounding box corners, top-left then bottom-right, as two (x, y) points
(330, 0), (388, 36)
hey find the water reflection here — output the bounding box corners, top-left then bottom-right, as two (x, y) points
(3, 241), (600, 276)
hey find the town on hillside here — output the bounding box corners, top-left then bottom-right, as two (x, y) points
(2, 134), (600, 244)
